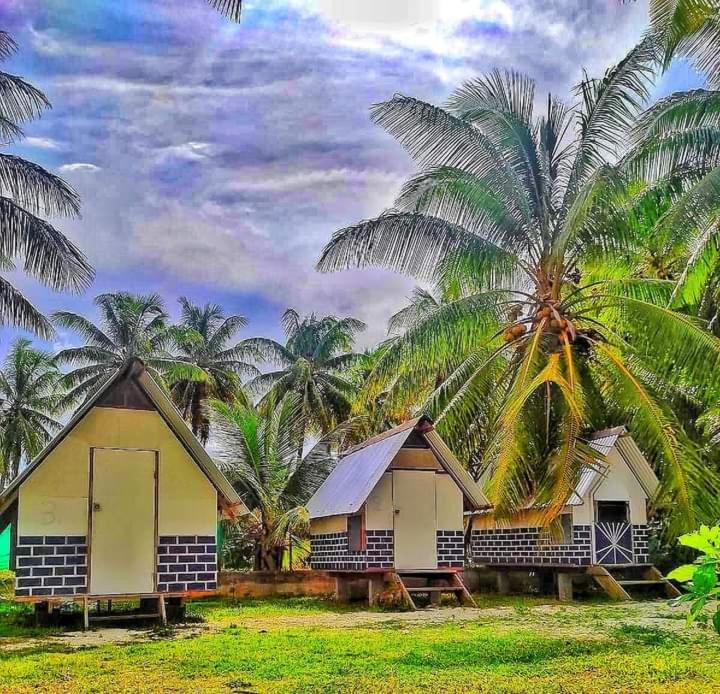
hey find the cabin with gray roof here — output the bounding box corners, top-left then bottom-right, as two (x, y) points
(306, 416), (488, 609)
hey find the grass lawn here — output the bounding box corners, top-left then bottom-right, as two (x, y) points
(1, 578), (718, 693)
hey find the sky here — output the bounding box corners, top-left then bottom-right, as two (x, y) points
(0, 0), (704, 355)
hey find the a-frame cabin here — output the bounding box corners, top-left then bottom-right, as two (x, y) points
(0, 359), (246, 624)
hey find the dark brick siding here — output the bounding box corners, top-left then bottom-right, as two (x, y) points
(366, 530), (394, 569)
(471, 524), (652, 566)
(309, 529), (396, 571)
(437, 530), (464, 568)
(633, 525), (650, 564)
(309, 532), (366, 571)
(157, 535), (217, 592)
(471, 525), (593, 566)
(15, 536), (88, 597)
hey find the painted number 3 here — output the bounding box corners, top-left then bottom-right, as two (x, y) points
(40, 499), (56, 526)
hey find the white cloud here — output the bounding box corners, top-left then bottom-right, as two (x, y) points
(155, 141), (215, 162)
(24, 136), (62, 150)
(58, 163), (101, 173)
(224, 168), (403, 194)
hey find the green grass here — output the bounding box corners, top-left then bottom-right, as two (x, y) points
(0, 592), (718, 693)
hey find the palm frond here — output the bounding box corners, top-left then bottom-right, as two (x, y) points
(0, 197), (94, 291)
(207, 0), (243, 22)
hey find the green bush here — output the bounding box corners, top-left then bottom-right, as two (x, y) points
(668, 525), (720, 634)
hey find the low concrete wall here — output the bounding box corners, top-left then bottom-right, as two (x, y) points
(218, 570), (336, 599)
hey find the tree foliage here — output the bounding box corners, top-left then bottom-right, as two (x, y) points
(0, 339), (69, 487)
(167, 297), (258, 444)
(0, 31), (93, 339)
(318, 45), (720, 533)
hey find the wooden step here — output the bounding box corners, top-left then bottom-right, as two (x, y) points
(616, 579), (666, 586)
(405, 586), (463, 593)
(89, 613), (159, 622)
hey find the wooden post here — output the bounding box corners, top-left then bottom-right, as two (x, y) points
(83, 596), (89, 631)
(335, 576), (351, 603)
(158, 594), (167, 626)
(557, 573), (573, 602)
(496, 571), (510, 595)
(368, 576), (384, 606)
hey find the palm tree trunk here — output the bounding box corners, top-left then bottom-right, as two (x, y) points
(191, 381), (210, 444)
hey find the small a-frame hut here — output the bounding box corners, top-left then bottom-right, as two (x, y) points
(306, 416), (488, 608)
(0, 359), (247, 624)
(469, 427), (680, 600)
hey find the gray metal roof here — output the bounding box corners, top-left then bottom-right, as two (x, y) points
(306, 418), (490, 519)
(306, 430), (408, 519)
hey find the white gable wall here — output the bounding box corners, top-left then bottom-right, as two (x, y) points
(572, 446), (648, 525)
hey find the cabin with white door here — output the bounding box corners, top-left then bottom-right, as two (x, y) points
(306, 416), (489, 609)
(0, 359), (246, 622)
(469, 427), (680, 600)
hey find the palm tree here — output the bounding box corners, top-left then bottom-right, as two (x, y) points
(0, 339), (69, 487)
(245, 309), (365, 436)
(211, 394), (355, 571)
(208, 0), (243, 21)
(167, 297), (258, 444)
(318, 44), (720, 533)
(53, 292), (175, 399)
(0, 31), (93, 338)
(643, 0), (720, 86)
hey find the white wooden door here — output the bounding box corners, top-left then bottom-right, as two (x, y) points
(393, 470), (437, 570)
(90, 449), (156, 595)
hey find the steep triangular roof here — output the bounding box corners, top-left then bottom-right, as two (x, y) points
(569, 427), (659, 504)
(0, 359), (246, 515)
(307, 416), (489, 519)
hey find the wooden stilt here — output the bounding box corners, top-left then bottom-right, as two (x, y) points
(83, 596), (90, 631)
(158, 594), (167, 626)
(496, 571), (510, 595)
(335, 576), (351, 603)
(368, 576), (384, 607)
(557, 573), (574, 602)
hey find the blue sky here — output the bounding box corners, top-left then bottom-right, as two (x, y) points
(0, 0), (704, 354)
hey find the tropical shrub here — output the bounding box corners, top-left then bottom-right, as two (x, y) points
(668, 524), (720, 634)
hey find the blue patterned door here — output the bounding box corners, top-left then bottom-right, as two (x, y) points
(593, 522), (634, 565)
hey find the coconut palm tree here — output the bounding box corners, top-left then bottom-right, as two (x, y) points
(52, 292), (175, 399)
(0, 339), (69, 487)
(208, 0), (243, 21)
(167, 297), (258, 444)
(211, 394), (356, 571)
(244, 309), (365, 436)
(644, 0), (720, 86)
(318, 43), (720, 533)
(0, 31), (93, 338)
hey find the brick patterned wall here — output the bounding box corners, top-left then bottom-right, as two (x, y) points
(437, 530), (464, 568)
(15, 536), (87, 597)
(309, 532), (366, 571)
(366, 530), (394, 569)
(157, 535), (217, 592)
(632, 525), (650, 564)
(470, 525), (593, 567)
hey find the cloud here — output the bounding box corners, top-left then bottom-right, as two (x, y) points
(1, 0), (656, 348)
(24, 136), (62, 150)
(58, 163), (101, 173)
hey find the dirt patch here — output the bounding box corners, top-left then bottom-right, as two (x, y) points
(1, 599), (692, 652)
